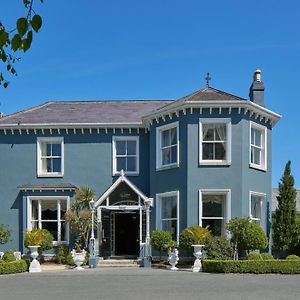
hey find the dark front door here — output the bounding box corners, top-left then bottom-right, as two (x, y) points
(101, 210), (111, 257)
(114, 213), (138, 256)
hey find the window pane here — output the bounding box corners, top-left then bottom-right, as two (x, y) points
(202, 194), (225, 217)
(46, 158), (52, 172)
(60, 201), (67, 221)
(127, 157), (136, 172)
(162, 219), (177, 240)
(251, 147), (261, 165)
(161, 130), (170, 147)
(170, 145), (177, 164)
(31, 200), (38, 220)
(31, 221), (38, 230)
(52, 158), (61, 173)
(162, 148), (171, 165)
(41, 201), (57, 220)
(116, 141), (126, 155)
(203, 124), (214, 141)
(253, 129), (262, 146)
(127, 141), (136, 155)
(170, 127), (177, 145)
(61, 222), (67, 241)
(215, 124), (226, 141)
(161, 196), (177, 219)
(202, 143), (213, 160)
(42, 222), (57, 241)
(52, 143), (61, 156)
(202, 219), (223, 236)
(117, 157), (126, 172)
(46, 143), (52, 156)
(41, 143), (47, 156)
(251, 196), (262, 219)
(215, 143), (226, 160)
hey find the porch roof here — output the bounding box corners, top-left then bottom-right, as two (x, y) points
(94, 171), (152, 208)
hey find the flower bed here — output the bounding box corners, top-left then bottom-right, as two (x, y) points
(0, 260), (28, 275)
(202, 259), (300, 274)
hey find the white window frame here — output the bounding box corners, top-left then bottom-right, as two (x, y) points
(37, 137), (64, 177)
(249, 121), (267, 171)
(156, 121), (179, 170)
(199, 118), (232, 165)
(249, 191), (266, 231)
(198, 189), (231, 236)
(26, 196), (70, 245)
(112, 136), (139, 176)
(155, 191), (180, 244)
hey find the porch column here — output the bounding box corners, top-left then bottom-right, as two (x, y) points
(145, 198), (152, 256)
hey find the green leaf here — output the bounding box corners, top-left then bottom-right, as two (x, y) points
(3, 82), (8, 88)
(17, 18), (28, 37)
(21, 39), (30, 52)
(11, 34), (22, 52)
(1, 53), (7, 62)
(31, 15), (42, 32)
(11, 68), (16, 75)
(0, 30), (8, 48)
(6, 64), (11, 71)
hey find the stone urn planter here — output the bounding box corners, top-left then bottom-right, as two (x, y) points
(192, 244), (204, 272)
(28, 245), (42, 273)
(168, 248), (179, 271)
(71, 249), (86, 270)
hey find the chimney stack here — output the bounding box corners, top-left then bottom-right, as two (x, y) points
(0, 112), (4, 119)
(249, 69), (265, 107)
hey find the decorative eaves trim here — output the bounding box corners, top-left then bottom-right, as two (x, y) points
(142, 100), (282, 127)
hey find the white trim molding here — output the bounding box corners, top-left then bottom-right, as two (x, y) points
(249, 191), (266, 232)
(155, 191), (180, 244)
(112, 136), (139, 176)
(37, 137), (64, 177)
(26, 196), (70, 245)
(199, 118), (232, 166)
(156, 121), (179, 171)
(198, 189), (231, 236)
(249, 121), (267, 171)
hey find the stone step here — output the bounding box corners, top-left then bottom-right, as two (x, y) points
(98, 259), (140, 268)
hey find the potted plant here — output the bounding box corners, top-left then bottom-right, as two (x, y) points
(167, 240), (179, 270)
(24, 229), (54, 273)
(179, 226), (211, 272)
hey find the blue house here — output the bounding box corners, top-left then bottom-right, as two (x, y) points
(0, 70), (281, 258)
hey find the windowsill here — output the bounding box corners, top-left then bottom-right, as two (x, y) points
(37, 173), (64, 178)
(113, 171), (139, 176)
(199, 160), (231, 166)
(156, 163), (179, 171)
(249, 163), (267, 172)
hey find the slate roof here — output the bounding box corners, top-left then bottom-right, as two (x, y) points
(18, 183), (77, 191)
(272, 188), (300, 213)
(0, 100), (173, 125)
(178, 86), (246, 102)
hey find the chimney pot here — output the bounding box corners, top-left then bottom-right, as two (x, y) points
(253, 69), (261, 82)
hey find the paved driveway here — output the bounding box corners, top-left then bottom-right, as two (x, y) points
(0, 268), (299, 300)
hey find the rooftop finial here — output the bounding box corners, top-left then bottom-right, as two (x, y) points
(205, 72), (211, 87)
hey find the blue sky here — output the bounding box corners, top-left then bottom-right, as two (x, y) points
(1, 0), (299, 186)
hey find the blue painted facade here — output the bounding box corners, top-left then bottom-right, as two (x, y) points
(0, 72), (281, 255)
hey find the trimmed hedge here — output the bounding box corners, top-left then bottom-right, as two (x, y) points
(202, 259), (300, 274)
(0, 260), (28, 275)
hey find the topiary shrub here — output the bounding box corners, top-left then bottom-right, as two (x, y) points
(2, 250), (16, 262)
(24, 229), (54, 251)
(55, 244), (70, 264)
(151, 230), (173, 261)
(204, 236), (233, 260)
(0, 260), (28, 275)
(286, 255), (300, 260)
(179, 226), (211, 250)
(247, 252), (263, 260)
(0, 224), (11, 245)
(261, 253), (274, 260)
(226, 217), (268, 260)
